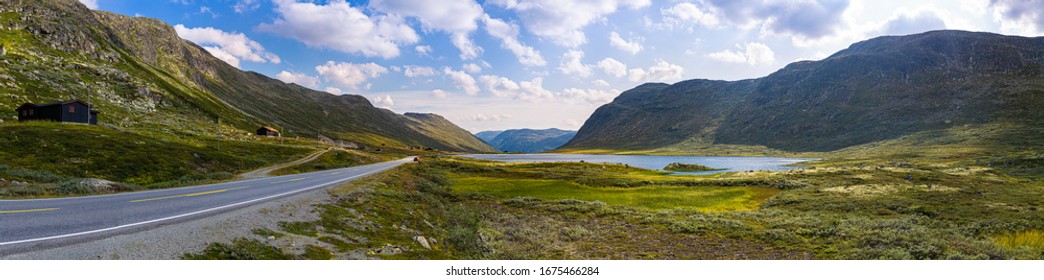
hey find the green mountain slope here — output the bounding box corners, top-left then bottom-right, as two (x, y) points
(482, 128), (576, 153)
(562, 30), (1044, 154)
(0, 0), (495, 153)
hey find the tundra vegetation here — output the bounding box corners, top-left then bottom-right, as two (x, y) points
(186, 151), (1043, 259)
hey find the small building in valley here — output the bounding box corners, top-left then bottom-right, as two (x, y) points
(256, 126), (280, 137)
(16, 100), (98, 125)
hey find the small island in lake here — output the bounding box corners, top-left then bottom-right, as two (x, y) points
(663, 162), (725, 172)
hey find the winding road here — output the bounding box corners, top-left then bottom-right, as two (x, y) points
(0, 157), (413, 255)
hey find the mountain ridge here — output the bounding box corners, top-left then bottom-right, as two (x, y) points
(479, 128), (577, 153)
(562, 30), (1044, 153)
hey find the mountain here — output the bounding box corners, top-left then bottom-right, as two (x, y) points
(474, 130), (504, 143)
(562, 30), (1044, 153)
(483, 128), (577, 153)
(0, 0), (496, 153)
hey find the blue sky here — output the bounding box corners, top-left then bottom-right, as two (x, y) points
(79, 0), (1044, 132)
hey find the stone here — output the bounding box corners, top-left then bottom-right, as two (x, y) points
(413, 235), (432, 250)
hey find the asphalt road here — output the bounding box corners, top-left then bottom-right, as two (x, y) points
(0, 157), (413, 255)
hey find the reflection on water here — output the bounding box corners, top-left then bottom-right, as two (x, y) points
(458, 154), (815, 175)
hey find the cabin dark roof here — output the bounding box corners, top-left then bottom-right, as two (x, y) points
(18, 100), (94, 110)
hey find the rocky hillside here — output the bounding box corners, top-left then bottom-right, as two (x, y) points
(563, 30), (1044, 153)
(0, 0), (495, 153)
(481, 128), (577, 153)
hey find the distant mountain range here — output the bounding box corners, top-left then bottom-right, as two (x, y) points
(0, 0), (495, 153)
(476, 128), (577, 153)
(561, 30), (1044, 153)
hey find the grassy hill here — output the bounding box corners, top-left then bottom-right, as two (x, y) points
(0, 0), (494, 153)
(561, 31), (1044, 158)
(482, 128), (577, 153)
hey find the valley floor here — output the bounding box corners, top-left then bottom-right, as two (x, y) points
(184, 155), (1043, 260)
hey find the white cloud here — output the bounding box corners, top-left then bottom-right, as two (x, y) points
(315, 61), (389, 90)
(79, 0), (98, 9)
(259, 0), (419, 59)
(707, 42), (775, 65)
(597, 57), (628, 78)
(557, 50), (593, 77)
(489, 0), (652, 47)
(443, 67), (481, 95)
(415, 45), (433, 55)
(608, 31), (643, 54)
(879, 10), (947, 36)
(372, 95), (395, 109)
(989, 0), (1044, 36)
(275, 71), (320, 88)
(197, 6), (218, 18)
(432, 89), (449, 98)
(174, 25), (280, 68)
(481, 15), (547, 66)
(559, 88), (619, 104)
(479, 75), (554, 101)
(563, 119), (583, 128)
(371, 0), (485, 60)
(662, 2), (719, 28)
(451, 32), (484, 60)
(233, 0), (260, 14)
(325, 87), (344, 95)
(403, 65), (437, 77)
(685, 0), (850, 41)
(472, 113), (511, 122)
(627, 60), (684, 83)
(593, 79), (611, 87)
(462, 63), (483, 74)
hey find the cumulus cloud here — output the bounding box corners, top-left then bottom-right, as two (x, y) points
(462, 63), (483, 74)
(707, 42), (775, 65)
(558, 50), (593, 77)
(79, 0), (98, 9)
(472, 113), (511, 122)
(482, 15), (547, 66)
(431, 89), (449, 98)
(989, 0), (1044, 36)
(609, 31), (644, 54)
(403, 65), (437, 77)
(275, 71), (320, 88)
(315, 61), (388, 90)
(627, 60), (684, 82)
(592, 79), (611, 87)
(259, 0), (418, 59)
(662, 2), (719, 27)
(444, 67), (481, 95)
(415, 45), (433, 56)
(479, 75), (554, 101)
(559, 88), (619, 104)
(677, 0), (850, 40)
(597, 57), (628, 78)
(371, 0), (484, 59)
(879, 10), (947, 36)
(372, 95), (395, 109)
(174, 25), (280, 68)
(489, 0), (652, 47)
(325, 87), (344, 95)
(233, 0), (261, 14)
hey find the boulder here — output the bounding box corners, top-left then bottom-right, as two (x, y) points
(413, 235), (431, 250)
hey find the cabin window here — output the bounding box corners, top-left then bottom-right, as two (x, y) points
(69, 106), (75, 113)
(28, 109), (33, 116)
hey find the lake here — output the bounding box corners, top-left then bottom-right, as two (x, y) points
(458, 154), (816, 175)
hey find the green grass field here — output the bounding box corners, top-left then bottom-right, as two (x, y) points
(449, 176), (777, 211)
(0, 122), (316, 197)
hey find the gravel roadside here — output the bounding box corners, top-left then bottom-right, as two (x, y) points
(3, 186), (332, 259)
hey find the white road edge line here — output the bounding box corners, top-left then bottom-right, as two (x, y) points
(0, 160), (406, 247)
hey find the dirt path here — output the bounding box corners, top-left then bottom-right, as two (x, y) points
(238, 148), (331, 179)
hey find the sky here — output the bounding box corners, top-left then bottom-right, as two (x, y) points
(80, 0), (1044, 133)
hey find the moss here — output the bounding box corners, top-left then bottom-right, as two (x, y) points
(663, 162), (724, 172)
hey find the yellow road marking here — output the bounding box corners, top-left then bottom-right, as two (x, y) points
(272, 178), (306, 184)
(0, 208), (59, 214)
(130, 186), (249, 203)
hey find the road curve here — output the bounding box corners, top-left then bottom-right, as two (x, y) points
(0, 157), (413, 255)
